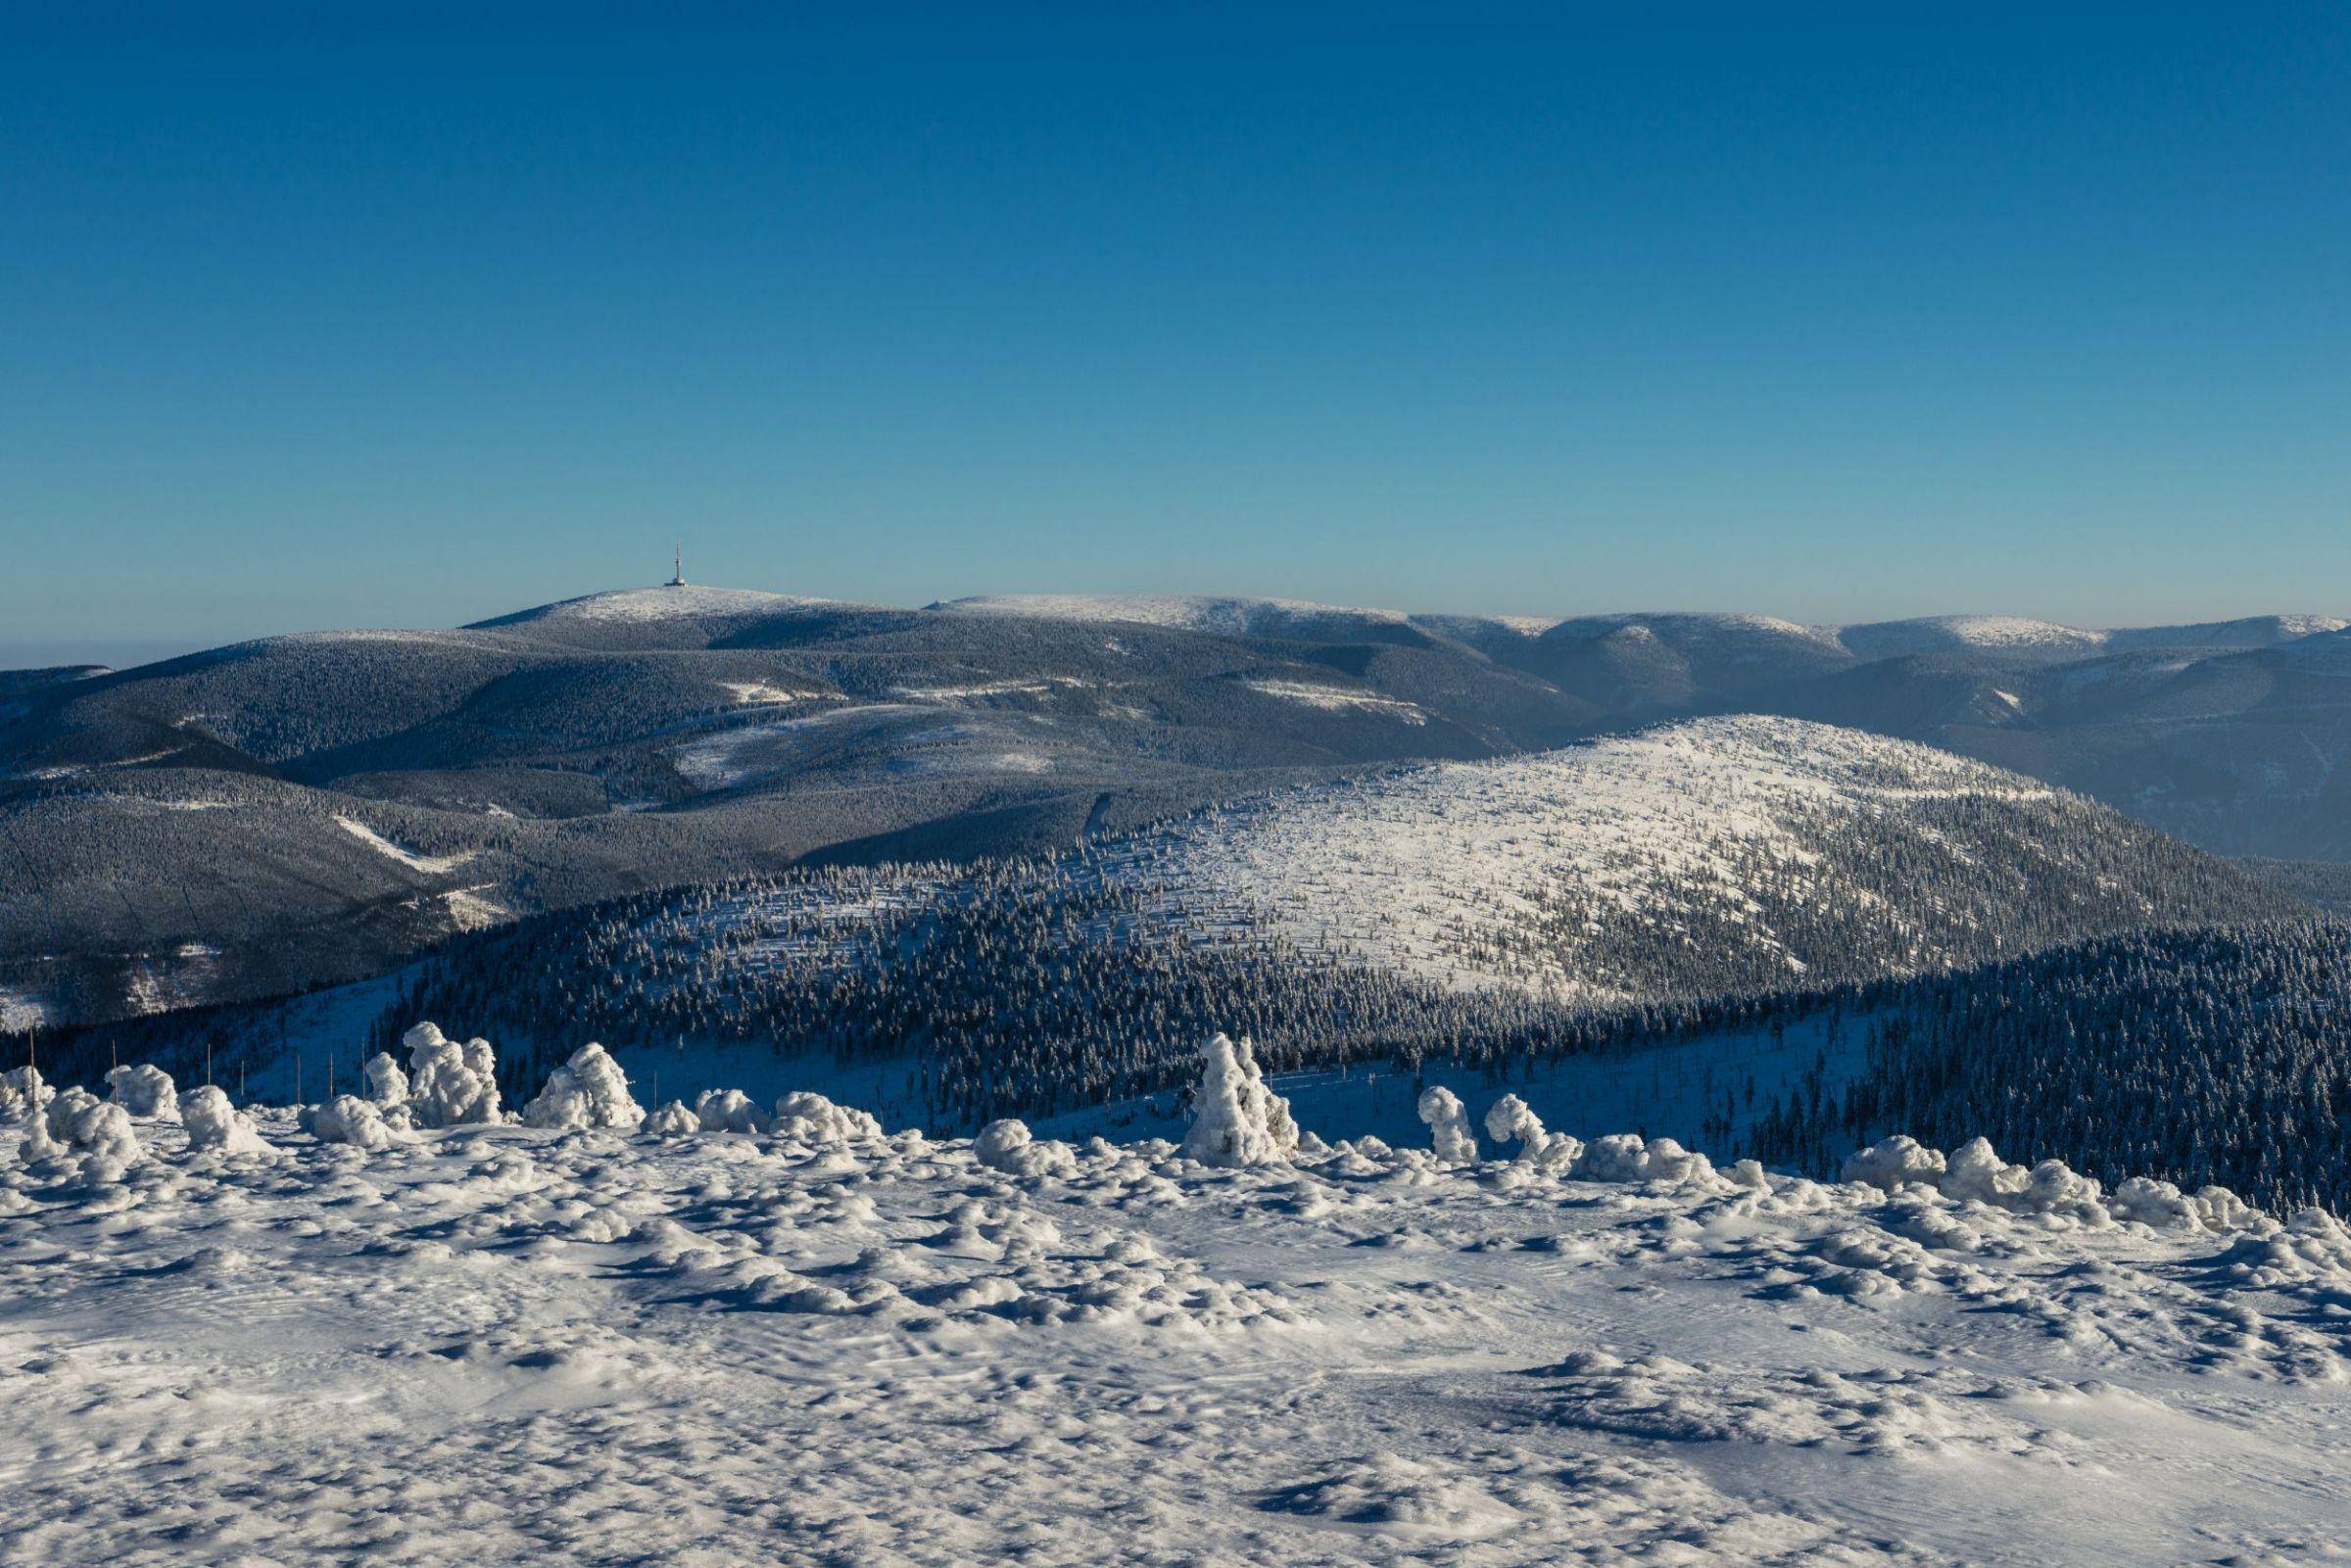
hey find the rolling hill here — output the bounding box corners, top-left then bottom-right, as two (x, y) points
(3, 579), (2342, 1025)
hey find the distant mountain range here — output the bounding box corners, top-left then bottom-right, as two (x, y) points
(1, 582), (2340, 1025)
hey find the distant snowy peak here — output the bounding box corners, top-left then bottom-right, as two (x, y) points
(936, 593), (1418, 641)
(475, 585), (838, 627)
(1836, 616), (2109, 660)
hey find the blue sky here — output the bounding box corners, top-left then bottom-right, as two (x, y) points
(4, 4), (2347, 667)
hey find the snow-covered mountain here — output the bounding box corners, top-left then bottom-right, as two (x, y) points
(4, 579), (2345, 1025)
(8, 1047), (2351, 1566)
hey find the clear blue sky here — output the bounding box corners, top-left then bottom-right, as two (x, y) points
(4, 3), (2347, 667)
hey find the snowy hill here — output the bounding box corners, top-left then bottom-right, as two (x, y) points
(1068, 714), (2278, 1000)
(7, 578), (2349, 1026)
(1837, 615), (2110, 660)
(7, 1056), (2351, 1565)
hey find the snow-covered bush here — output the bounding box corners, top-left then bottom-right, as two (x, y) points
(35, 1088), (142, 1184)
(361, 1051), (409, 1108)
(0, 1065), (52, 1119)
(1573, 1133), (1653, 1183)
(643, 1100), (700, 1138)
(694, 1088), (771, 1134)
(181, 1086), (270, 1156)
(1180, 1032), (1298, 1168)
(974, 1117), (1079, 1179)
(1483, 1094), (1581, 1171)
(1841, 1135), (1947, 1191)
(522, 1043), (644, 1132)
(975, 1118), (1033, 1170)
(1939, 1137), (2031, 1205)
(771, 1090), (881, 1146)
(2020, 1159), (2107, 1223)
(404, 1022), (503, 1127)
(105, 1064), (178, 1120)
(1641, 1136), (1714, 1186)
(309, 1094), (401, 1151)
(1415, 1085), (1476, 1165)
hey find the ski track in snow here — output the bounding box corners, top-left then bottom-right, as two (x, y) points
(5, 1079), (2351, 1566)
(332, 816), (477, 876)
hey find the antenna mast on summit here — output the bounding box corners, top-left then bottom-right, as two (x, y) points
(667, 541), (687, 588)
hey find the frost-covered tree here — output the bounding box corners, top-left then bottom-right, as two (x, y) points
(1417, 1085), (1475, 1164)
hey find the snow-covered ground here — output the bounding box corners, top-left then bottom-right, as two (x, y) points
(5, 1046), (2349, 1566)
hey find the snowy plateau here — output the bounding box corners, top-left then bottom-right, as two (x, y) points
(3, 1037), (2351, 1566)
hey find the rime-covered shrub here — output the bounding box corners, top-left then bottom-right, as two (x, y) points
(0, 1065), (52, 1119)
(36, 1088), (142, 1184)
(1939, 1137), (2031, 1206)
(404, 1022), (502, 1128)
(522, 1042), (644, 1132)
(643, 1100), (701, 1138)
(1574, 1133), (1653, 1183)
(105, 1064), (178, 1120)
(771, 1090), (881, 1146)
(695, 1088), (771, 1134)
(1483, 1094), (1580, 1171)
(182, 1086), (270, 1156)
(309, 1094), (402, 1151)
(361, 1052), (409, 1108)
(1842, 1135), (1947, 1191)
(974, 1117), (1078, 1179)
(1415, 1085), (1476, 1165)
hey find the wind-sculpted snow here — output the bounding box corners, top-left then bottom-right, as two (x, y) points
(3, 1067), (2351, 1565)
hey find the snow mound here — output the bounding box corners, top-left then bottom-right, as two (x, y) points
(521, 1043), (644, 1132)
(642, 1100), (700, 1138)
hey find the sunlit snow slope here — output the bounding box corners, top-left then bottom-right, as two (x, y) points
(1073, 714), (2262, 999)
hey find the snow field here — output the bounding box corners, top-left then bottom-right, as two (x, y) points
(3, 1036), (2351, 1562)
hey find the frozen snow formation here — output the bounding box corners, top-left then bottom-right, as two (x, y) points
(1841, 1135), (2259, 1234)
(1416, 1085), (1477, 1164)
(104, 1064), (178, 1120)
(770, 1090), (882, 1146)
(521, 1043), (644, 1132)
(694, 1087), (771, 1134)
(308, 1093), (402, 1151)
(180, 1085), (271, 1156)
(403, 1022), (503, 1127)
(360, 1051), (409, 1108)
(1484, 1093), (1582, 1171)
(973, 1117), (1079, 1179)
(26, 1086), (142, 1184)
(642, 1100), (701, 1138)
(1180, 1031), (1299, 1167)
(0, 1064), (52, 1117)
